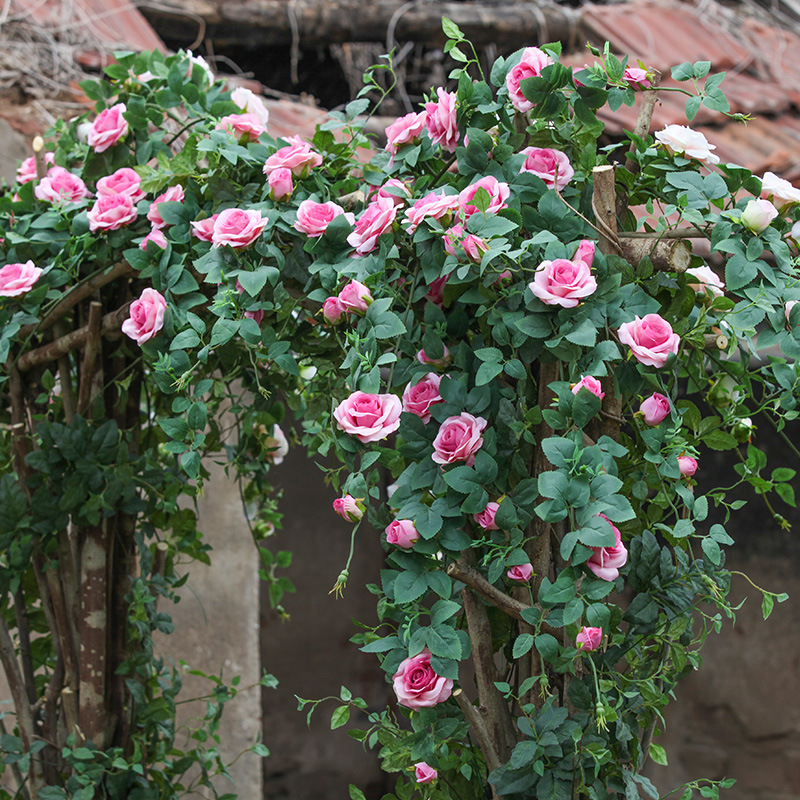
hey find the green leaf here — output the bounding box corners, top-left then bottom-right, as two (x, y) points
(159, 417), (189, 440)
(649, 743), (668, 766)
(476, 360), (504, 386)
(442, 16), (464, 40)
(394, 571), (428, 604)
(513, 633), (534, 659)
(330, 705), (350, 729)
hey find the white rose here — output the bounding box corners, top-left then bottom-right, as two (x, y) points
(230, 86), (270, 127)
(654, 124), (719, 165)
(740, 198), (778, 234)
(685, 265), (725, 297)
(760, 171), (800, 209)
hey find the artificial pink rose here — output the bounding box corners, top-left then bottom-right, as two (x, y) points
(414, 763), (438, 784)
(231, 86), (270, 127)
(496, 270), (512, 283)
(576, 626), (603, 651)
(519, 147), (574, 191)
(402, 373), (443, 423)
(507, 563), (533, 582)
(404, 190), (461, 234)
(294, 199), (348, 237)
(17, 152), (54, 184)
(506, 47), (555, 112)
(268, 167), (293, 201)
(337, 280), (372, 314)
(529, 258), (597, 308)
(262, 135), (323, 178)
(211, 208), (268, 249)
(786, 300), (798, 325)
(333, 391), (403, 443)
(34, 167), (91, 205)
(639, 393), (671, 426)
(140, 227), (168, 250)
(425, 274), (450, 306)
(443, 224), (488, 263)
(96, 167), (145, 203)
(121, 287), (167, 345)
(686, 265), (725, 298)
(0, 261), (43, 297)
(245, 308), (264, 325)
(385, 519), (419, 549)
(623, 66), (652, 89)
(618, 314), (680, 368)
(425, 88), (459, 152)
(586, 515), (628, 581)
(760, 171), (800, 209)
(322, 296), (344, 324)
(147, 184), (185, 229)
(740, 199), (778, 234)
(474, 501), (500, 531)
(571, 375), (605, 399)
(431, 412), (487, 466)
(459, 176), (510, 218)
(677, 455), (698, 477)
(262, 424), (289, 464)
(392, 649), (453, 710)
(87, 193), (138, 232)
(417, 345), (451, 369)
(332, 494), (364, 523)
(654, 125), (719, 165)
(190, 215), (219, 242)
(215, 112), (266, 142)
(347, 195), (399, 254)
(376, 178), (411, 206)
(385, 111), (426, 158)
(87, 103), (129, 153)
(573, 239), (595, 268)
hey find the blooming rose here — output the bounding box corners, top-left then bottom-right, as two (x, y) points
(624, 66), (652, 89)
(87, 103), (129, 153)
(740, 198), (778, 234)
(263, 136), (322, 178)
(34, 167), (91, 205)
(443, 224), (488, 263)
(459, 176), (510, 218)
(294, 200), (348, 237)
(573, 239), (595, 268)
(474, 501), (500, 531)
(507, 563), (533, 582)
(121, 287), (167, 345)
(586, 515), (628, 581)
(262, 424), (289, 465)
(338, 280), (372, 314)
(529, 258), (597, 308)
(0, 261), (43, 297)
(190, 215), (219, 242)
(17, 152), (54, 184)
(654, 125), (719, 165)
(618, 314), (680, 368)
(187, 51), (215, 85)
(322, 296), (344, 324)
(402, 373), (443, 423)
(140, 227), (168, 250)
(678, 455), (698, 477)
(760, 171), (800, 209)
(392, 649), (453, 710)
(333, 391), (402, 443)
(332, 494), (364, 522)
(268, 167), (293, 201)
(417, 345), (451, 369)
(212, 208), (268, 249)
(147, 185), (185, 228)
(385, 111), (426, 158)
(96, 167), (145, 203)
(432, 413), (487, 466)
(87, 193), (138, 232)
(385, 519), (419, 549)
(347, 195), (399, 254)
(576, 626), (603, 651)
(231, 86), (270, 127)
(571, 375), (604, 399)
(686, 265), (725, 297)
(215, 112), (266, 142)
(519, 147), (574, 191)
(506, 47), (555, 112)
(639, 392), (671, 426)
(414, 763), (438, 784)
(425, 88), (458, 152)
(404, 190), (461, 234)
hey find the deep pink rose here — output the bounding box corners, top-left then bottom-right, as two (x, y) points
(416, 345), (451, 369)
(96, 167), (145, 203)
(385, 519), (419, 549)
(337, 280), (372, 314)
(474, 501), (500, 531)
(140, 227), (168, 250)
(618, 314), (680, 368)
(586, 515), (628, 581)
(87, 193), (137, 232)
(347, 195), (399, 254)
(322, 296), (344, 324)
(392, 649), (453, 710)
(432, 413), (487, 466)
(519, 147), (574, 191)
(332, 494), (364, 523)
(443, 224), (488, 263)
(263, 136), (322, 178)
(414, 763), (438, 784)
(211, 208), (268, 249)
(385, 111), (426, 158)
(215, 112), (266, 142)
(87, 103), (129, 153)
(425, 88), (458, 152)
(191, 215), (219, 242)
(639, 393), (671, 426)
(404, 190), (460, 234)
(459, 176), (510, 218)
(294, 200), (349, 237)
(0, 261), (43, 297)
(506, 47), (555, 112)
(571, 375), (604, 399)
(147, 184), (185, 229)
(678, 455), (698, 477)
(576, 626), (603, 651)
(624, 66), (652, 89)
(573, 239), (595, 268)
(529, 257), (597, 308)
(34, 167), (91, 205)
(268, 167), (293, 201)
(17, 152), (54, 184)
(425, 274), (450, 306)
(402, 373), (443, 423)
(507, 563), (533, 582)
(333, 391), (402, 443)
(121, 287), (167, 345)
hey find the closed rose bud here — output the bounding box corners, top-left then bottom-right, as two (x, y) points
(740, 198), (778, 234)
(268, 167), (293, 201)
(385, 519), (419, 549)
(576, 626), (603, 651)
(337, 280), (372, 315)
(322, 296), (344, 324)
(639, 392), (671, 426)
(677, 455), (698, 477)
(414, 763), (438, 784)
(573, 239), (595, 268)
(732, 417), (755, 443)
(332, 495), (364, 522)
(473, 501), (500, 531)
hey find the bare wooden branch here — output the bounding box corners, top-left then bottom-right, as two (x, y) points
(77, 301), (103, 414)
(13, 589), (38, 705)
(624, 227), (708, 239)
(625, 75), (661, 175)
(452, 690), (502, 799)
(33, 136), (46, 181)
(592, 165), (621, 256)
(704, 332), (729, 350)
(619, 237), (692, 273)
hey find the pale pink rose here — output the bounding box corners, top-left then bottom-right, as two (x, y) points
(425, 88), (459, 152)
(140, 227), (168, 250)
(263, 424), (289, 464)
(212, 208), (268, 248)
(87, 193), (138, 232)
(443, 224), (488, 263)
(385, 111), (426, 157)
(385, 519), (419, 549)
(215, 112), (266, 142)
(0, 261), (43, 297)
(576, 626), (603, 651)
(96, 167), (145, 203)
(34, 167), (91, 205)
(17, 152), (54, 184)
(686, 265), (725, 297)
(677, 455), (698, 477)
(263, 136), (322, 178)
(506, 47), (555, 112)
(231, 86), (270, 127)
(786, 300), (798, 324)
(459, 176), (510, 218)
(417, 345), (451, 368)
(87, 103), (129, 153)
(586, 515), (628, 581)
(529, 258), (597, 308)
(190, 215), (219, 242)
(294, 200), (348, 237)
(414, 763), (438, 784)
(639, 393), (671, 426)
(573, 239), (595, 268)
(760, 171), (800, 209)
(347, 195), (399, 254)
(332, 495), (364, 522)
(425, 274), (450, 306)
(268, 168), (293, 201)
(322, 296), (344, 324)
(473, 501), (500, 531)
(431, 412), (487, 466)
(187, 51), (214, 85)
(618, 314), (680, 368)
(519, 147), (574, 191)
(654, 125), (719, 165)
(392, 649), (453, 710)
(740, 199), (778, 234)
(571, 375), (604, 398)
(146, 184), (185, 229)
(337, 280), (372, 314)
(623, 66), (652, 89)
(402, 373), (443, 423)
(121, 287), (167, 345)
(333, 391), (402, 443)
(404, 190), (461, 234)
(507, 563), (533, 582)
(376, 178), (411, 206)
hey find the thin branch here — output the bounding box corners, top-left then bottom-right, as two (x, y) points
(77, 301), (103, 414)
(625, 75), (661, 175)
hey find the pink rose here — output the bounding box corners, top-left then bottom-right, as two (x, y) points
(375, 179), (411, 206)
(740, 199), (778, 234)
(0, 261), (43, 297)
(140, 227), (168, 250)
(586, 515), (628, 581)
(385, 111), (426, 158)
(685, 265), (725, 298)
(332, 495), (364, 523)
(96, 167), (145, 203)
(571, 375), (604, 399)
(294, 199), (348, 237)
(416, 345), (451, 369)
(190, 215), (219, 242)
(404, 190), (461, 234)
(529, 258), (597, 308)
(402, 373), (443, 423)
(245, 308), (264, 325)
(654, 125), (719, 165)
(760, 171), (800, 209)
(507, 563), (533, 582)
(576, 626), (603, 651)
(262, 424), (289, 465)
(473, 501), (500, 531)
(414, 763), (438, 784)
(87, 193), (138, 232)
(322, 296), (344, 324)
(17, 152), (54, 184)
(573, 239), (595, 268)
(639, 393), (671, 426)
(211, 208), (268, 249)
(268, 167), (293, 201)
(231, 86), (270, 127)
(337, 280), (372, 314)
(147, 184), (185, 229)
(392, 649), (453, 710)
(431, 412), (487, 466)
(121, 287), (167, 345)
(385, 519), (419, 549)
(618, 314), (680, 368)
(263, 135), (322, 178)
(34, 167), (91, 205)
(347, 195), (399, 255)
(425, 88), (458, 152)
(443, 224), (488, 263)
(506, 47), (555, 112)
(678, 455), (698, 477)
(459, 176), (510, 218)
(87, 103), (129, 153)
(623, 66), (652, 89)
(425, 274), (450, 306)
(333, 391), (402, 443)
(519, 147), (574, 191)
(215, 112), (266, 142)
